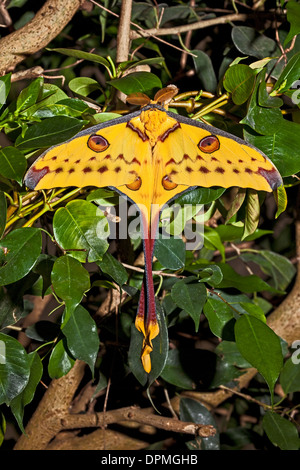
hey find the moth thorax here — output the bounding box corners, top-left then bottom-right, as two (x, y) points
(141, 109), (167, 145)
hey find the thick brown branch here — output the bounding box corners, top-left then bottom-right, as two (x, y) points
(61, 406), (216, 438)
(0, 0), (83, 74)
(14, 360), (86, 450)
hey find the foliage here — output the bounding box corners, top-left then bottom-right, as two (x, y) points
(0, 0), (300, 451)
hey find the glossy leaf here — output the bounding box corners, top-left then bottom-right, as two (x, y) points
(10, 352), (43, 432)
(215, 263), (283, 294)
(244, 120), (300, 177)
(258, 77), (283, 108)
(97, 251), (128, 287)
(231, 26), (278, 59)
(223, 64), (256, 105)
(51, 255), (90, 315)
(171, 280), (207, 330)
(107, 72), (162, 94)
(241, 73), (283, 135)
(0, 227), (42, 286)
(53, 200), (109, 263)
(175, 187), (225, 205)
(154, 237), (185, 270)
(0, 333), (31, 405)
(234, 315), (283, 400)
(241, 250), (296, 291)
(203, 294), (234, 339)
(50, 48), (111, 70)
(284, 1), (300, 46)
(263, 411), (300, 450)
(0, 146), (27, 185)
(68, 77), (102, 97)
(16, 77), (43, 113)
(48, 339), (75, 379)
(193, 50), (217, 93)
(0, 288), (23, 329)
(274, 185), (287, 219)
(15, 116), (86, 150)
(62, 304), (99, 373)
(242, 190), (260, 240)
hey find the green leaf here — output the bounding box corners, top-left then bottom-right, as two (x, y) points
(0, 288), (23, 329)
(220, 225), (271, 242)
(203, 295), (234, 339)
(171, 280), (207, 331)
(15, 116), (86, 150)
(231, 26), (278, 59)
(128, 300), (168, 386)
(258, 76), (283, 108)
(62, 305), (99, 374)
(241, 250), (296, 291)
(273, 51), (300, 94)
(242, 190), (260, 240)
(215, 223), (272, 242)
(215, 263), (283, 294)
(154, 237), (185, 270)
(51, 255), (90, 315)
(0, 73), (11, 108)
(97, 251), (128, 286)
(280, 356), (300, 394)
(198, 265), (223, 285)
(0, 333), (31, 405)
(53, 200), (109, 263)
(241, 72), (283, 135)
(68, 77), (102, 97)
(263, 411), (300, 450)
(16, 77), (43, 112)
(225, 189), (246, 223)
(10, 352), (43, 432)
(274, 185), (287, 219)
(284, 1), (300, 46)
(193, 50), (217, 93)
(223, 64), (256, 105)
(0, 192), (6, 239)
(180, 398), (220, 450)
(244, 119), (300, 177)
(215, 341), (252, 368)
(160, 349), (195, 389)
(0, 227), (42, 286)
(175, 187), (225, 205)
(32, 98), (91, 119)
(0, 146), (27, 185)
(234, 315), (283, 401)
(107, 72), (162, 95)
(203, 226), (225, 261)
(48, 339), (75, 379)
(50, 48), (111, 70)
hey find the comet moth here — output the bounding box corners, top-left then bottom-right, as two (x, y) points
(24, 86), (282, 374)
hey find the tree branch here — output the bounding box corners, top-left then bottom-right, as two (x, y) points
(116, 0), (133, 63)
(0, 0), (83, 74)
(130, 12), (248, 39)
